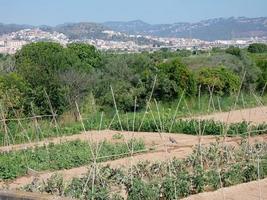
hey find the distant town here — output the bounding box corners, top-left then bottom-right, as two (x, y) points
(1, 28), (267, 54)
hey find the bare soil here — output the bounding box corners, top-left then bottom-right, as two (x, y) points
(182, 178), (267, 200)
(186, 106), (267, 124)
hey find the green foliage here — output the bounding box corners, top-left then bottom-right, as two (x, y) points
(0, 139), (145, 180)
(162, 172), (190, 199)
(24, 142), (267, 199)
(15, 42), (69, 114)
(2, 42), (265, 116)
(155, 58), (197, 100)
(226, 46), (241, 56)
(197, 67), (241, 95)
(222, 163), (243, 187)
(13, 42), (102, 115)
(66, 43), (101, 69)
(238, 51), (261, 90)
(0, 54), (15, 73)
(256, 60), (267, 91)
(93, 54), (154, 111)
(1, 93), (267, 147)
(191, 165), (206, 193)
(66, 175), (109, 200)
(110, 112), (267, 136)
(176, 49), (192, 57)
(248, 43), (267, 53)
(126, 178), (160, 200)
(43, 174), (65, 196)
(0, 73), (31, 116)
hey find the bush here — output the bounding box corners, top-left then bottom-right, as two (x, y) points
(162, 172), (190, 199)
(248, 43), (267, 53)
(14, 42), (102, 115)
(0, 73), (32, 116)
(155, 58), (197, 100)
(197, 67), (241, 95)
(256, 60), (267, 91)
(226, 46), (241, 56)
(126, 178), (160, 200)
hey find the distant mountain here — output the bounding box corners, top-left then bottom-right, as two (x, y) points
(1, 17), (267, 41)
(0, 23), (33, 35)
(104, 20), (152, 34)
(53, 22), (108, 40)
(104, 17), (267, 41)
(48, 22), (162, 45)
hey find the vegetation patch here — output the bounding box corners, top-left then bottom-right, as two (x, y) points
(0, 139), (145, 180)
(23, 142), (267, 199)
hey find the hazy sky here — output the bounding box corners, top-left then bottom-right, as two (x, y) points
(1, 0), (267, 25)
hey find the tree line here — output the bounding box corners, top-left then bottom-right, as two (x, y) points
(0, 42), (267, 118)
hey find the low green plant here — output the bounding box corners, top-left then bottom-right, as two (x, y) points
(23, 142), (267, 200)
(0, 139), (145, 180)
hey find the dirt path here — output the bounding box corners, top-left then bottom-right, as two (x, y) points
(183, 178), (267, 200)
(186, 106), (267, 124)
(1, 133), (266, 190)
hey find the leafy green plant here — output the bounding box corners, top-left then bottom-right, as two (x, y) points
(0, 139), (145, 180)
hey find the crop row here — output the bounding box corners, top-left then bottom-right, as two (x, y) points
(110, 116), (267, 136)
(1, 113), (267, 147)
(0, 139), (145, 180)
(24, 142), (267, 200)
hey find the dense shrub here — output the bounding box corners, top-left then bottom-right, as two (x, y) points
(155, 58), (197, 100)
(226, 46), (241, 56)
(197, 67), (241, 95)
(14, 42), (101, 115)
(0, 73), (32, 116)
(256, 60), (267, 91)
(126, 178), (160, 200)
(248, 43), (267, 53)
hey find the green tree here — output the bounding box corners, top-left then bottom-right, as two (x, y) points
(256, 60), (267, 92)
(15, 42), (68, 114)
(226, 46), (241, 57)
(66, 43), (102, 70)
(248, 43), (267, 53)
(197, 66), (241, 95)
(93, 55), (147, 112)
(155, 59), (197, 100)
(0, 73), (31, 117)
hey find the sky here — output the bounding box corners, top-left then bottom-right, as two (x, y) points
(1, 0), (267, 25)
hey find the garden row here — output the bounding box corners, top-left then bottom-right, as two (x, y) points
(1, 113), (267, 147)
(0, 139), (145, 180)
(24, 141), (267, 200)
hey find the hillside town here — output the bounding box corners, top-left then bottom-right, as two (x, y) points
(0, 28), (267, 54)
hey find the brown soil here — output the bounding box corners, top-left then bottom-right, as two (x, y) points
(186, 106), (267, 124)
(182, 178), (267, 200)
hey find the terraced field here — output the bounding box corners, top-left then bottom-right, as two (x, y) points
(1, 106), (267, 199)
